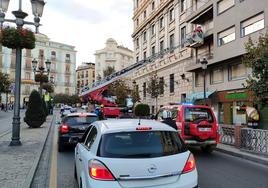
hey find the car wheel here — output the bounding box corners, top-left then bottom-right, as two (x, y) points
(58, 142), (64, 152)
(201, 144), (216, 153)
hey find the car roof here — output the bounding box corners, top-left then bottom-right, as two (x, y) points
(94, 119), (176, 134)
(66, 112), (97, 117)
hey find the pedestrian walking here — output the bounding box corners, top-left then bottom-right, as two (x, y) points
(161, 110), (177, 130)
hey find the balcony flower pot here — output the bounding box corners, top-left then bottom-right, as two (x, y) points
(0, 27), (36, 49)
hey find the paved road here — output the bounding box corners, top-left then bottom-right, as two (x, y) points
(55, 146), (268, 188)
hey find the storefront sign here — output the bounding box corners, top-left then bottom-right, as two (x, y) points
(225, 92), (248, 99)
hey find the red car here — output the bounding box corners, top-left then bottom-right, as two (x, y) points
(156, 103), (220, 153)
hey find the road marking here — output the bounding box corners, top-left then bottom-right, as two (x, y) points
(49, 124), (58, 188)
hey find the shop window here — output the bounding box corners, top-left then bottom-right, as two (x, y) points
(159, 77), (164, 95)
(143, 82), (146, 98)
(169, 74), (174, 93)
(159, 16), (164, 29)
(218, 26), (235, 46)
(169, 8), (174, 22)
(143, 31), (147, 42)
(217, 0), (235, 14)
(181, 93), (186, 102)
(195, 72), (204, 87)
(210, 67), (224, 84)
(151, 24), (155, 36)
(181, 26), (186, 47)
(151, 46), (155, 56)
(241, 12), (264, 37)
(169, 34), (175, 50)
(181, 0), (186, 12)
(152, 1), (155, 11)
(228, 63), (247, 81)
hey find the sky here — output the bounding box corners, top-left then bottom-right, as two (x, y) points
(5, 0), (134, 67)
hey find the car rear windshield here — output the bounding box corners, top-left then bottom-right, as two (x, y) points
(184, 107), (214, 123)
(65, 116), (98, 126)
(157, 107), (178, 120)
(98, 131), (187, 158)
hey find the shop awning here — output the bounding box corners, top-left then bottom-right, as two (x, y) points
(187, 90), (216, 101)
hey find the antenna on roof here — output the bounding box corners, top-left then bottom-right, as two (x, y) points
(138, 118), (141, 125)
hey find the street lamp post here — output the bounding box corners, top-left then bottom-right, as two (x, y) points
(32, 58), (51, 96)
(0, 0), (46, 146)
(200, 58), (208, 105)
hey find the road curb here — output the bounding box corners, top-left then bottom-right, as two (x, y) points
(215, 147), (268, 166)
(22, 115), (55, 188)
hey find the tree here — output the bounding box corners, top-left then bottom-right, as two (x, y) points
(0, 72), (10, 94)
(107, 79), (130, 106)
(134, 103), (150, 117)
(24, 90), (46, 128)
(146, 72), (164, 112)
(131, 85), (141, 105)
(103, 66), (115, 77)
(53, 93), (81, 105)
(242, 34), (268, 106)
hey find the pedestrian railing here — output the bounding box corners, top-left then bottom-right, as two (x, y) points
(219, 125), (235, 146)
(241, 128), (268, 154)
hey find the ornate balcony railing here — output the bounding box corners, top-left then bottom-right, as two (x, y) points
(219, 125), (235, 146)
(241, 128), (268, 154)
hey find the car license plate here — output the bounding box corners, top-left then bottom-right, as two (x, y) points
(199, 127), (211, 132)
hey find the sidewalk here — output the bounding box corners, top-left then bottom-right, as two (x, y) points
(0, 115), (54, 188)
(216, 143), (268, 166)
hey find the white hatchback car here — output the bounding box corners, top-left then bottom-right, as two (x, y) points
(74, 119), (198, 188)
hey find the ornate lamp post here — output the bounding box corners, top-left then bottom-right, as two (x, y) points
(200, 58), (208, 105)
(0, 0), (46, 146)
(32, 58), (51, 96)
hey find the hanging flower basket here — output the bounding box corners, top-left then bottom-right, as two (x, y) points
(0, 27), (36, 49)
(35, 74), (48, 83)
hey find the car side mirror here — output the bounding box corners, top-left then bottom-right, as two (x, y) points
(69, 137), (80, 144)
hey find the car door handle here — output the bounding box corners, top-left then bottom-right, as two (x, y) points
(79, 158), (82, 162)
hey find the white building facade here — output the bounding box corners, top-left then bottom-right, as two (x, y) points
(0, 33), (77, 106)
(95, 38), (134, 80)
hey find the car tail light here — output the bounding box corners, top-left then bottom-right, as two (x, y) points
(60, 124), (69, 133)
(182, 154), (196, 174)
(89, 159), (115, 181)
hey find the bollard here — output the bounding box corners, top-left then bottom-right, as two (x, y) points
(234, 124), (242, 148)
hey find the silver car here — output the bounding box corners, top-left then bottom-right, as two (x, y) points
(74, 119), (198, 188)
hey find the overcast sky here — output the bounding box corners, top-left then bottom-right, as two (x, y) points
(6, 0), (134, 67)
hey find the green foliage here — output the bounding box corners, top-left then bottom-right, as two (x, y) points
(1, 27), (36, 49)
(24, 90), (46, 128)
(0, 72), (10, 93)
(146, 72), (163, 99)
(35, 74), (49, 83)
(242, 34), (268, 106)
(131, 85), (141, 104)
(134, 103), (150, 117)
(42, 83), (54, 93)
(107, 79), (130, 106)
(103, 66), (115, 77)
(53, 93), (81, 105)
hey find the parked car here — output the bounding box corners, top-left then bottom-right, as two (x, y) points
(81, 105), (88, 110)
(58, 112), (98, 152)
(156, 103), (220, 153)
(74, 119), (198, 188)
